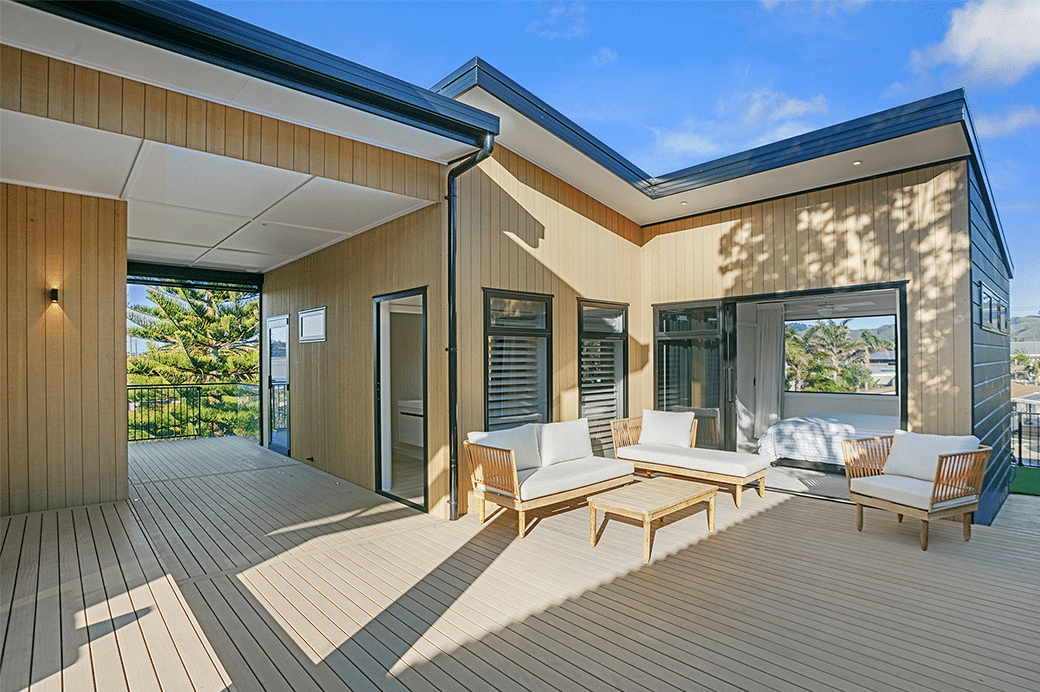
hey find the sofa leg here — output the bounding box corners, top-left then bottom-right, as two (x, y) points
(963, 512), (972, 541)
(856, 504), (863, 531)
(896, 513), (903, 523)
(518, 509), (527, 538)
(733, 485), (742, 509)
(757, 477), (765, 498)
(920, 520), (929, 551)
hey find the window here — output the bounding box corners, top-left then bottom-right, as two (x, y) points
(579, 301), (627, 455)
(784, 315), (897, 395)
(485, 290), (552, 431)
(654, 302), (721, 448)
(978, 282), (1009, 334)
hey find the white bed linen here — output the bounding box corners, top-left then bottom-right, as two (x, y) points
(757, 413), (901, 465)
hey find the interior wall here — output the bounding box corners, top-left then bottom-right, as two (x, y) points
(262, 202), (450, 516)
(1, 183), (128, 515)
(455, 146), (646, 512)
(643, 161), (972, 436)
(782, 393), (901, 419)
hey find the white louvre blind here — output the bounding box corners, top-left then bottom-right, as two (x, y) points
(487, 335), (547, 430)
(580, 339), (623, 454)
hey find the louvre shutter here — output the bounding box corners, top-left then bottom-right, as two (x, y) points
(580, 339), (623, 454)
(487, 335), (547, 430)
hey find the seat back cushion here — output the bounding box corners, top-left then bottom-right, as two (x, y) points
(538, 418), (594, 466)
(638, 409), (695, 447)
(467, 424), (542, 472)
(883, 429), (980, 482)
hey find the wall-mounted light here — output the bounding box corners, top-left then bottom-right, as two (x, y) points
(50, 288), (59, 303)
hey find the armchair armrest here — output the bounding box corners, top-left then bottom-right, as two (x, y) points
(842, 436), (893, 489)
(932, 446), (991, 507)
(610, 416), (698, 450)
(463, 441), (521, 498)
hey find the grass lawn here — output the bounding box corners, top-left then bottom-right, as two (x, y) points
(1010, 465), (1040, 496)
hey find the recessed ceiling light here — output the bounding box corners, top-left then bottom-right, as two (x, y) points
(681, 201), (688, 206)
(853, 160), (862, 166)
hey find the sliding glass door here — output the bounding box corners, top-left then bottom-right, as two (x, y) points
(579, 301), (627, 456)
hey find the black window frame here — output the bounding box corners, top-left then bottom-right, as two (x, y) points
(578, 299), (629, 453)
(483, 288), (554, 431)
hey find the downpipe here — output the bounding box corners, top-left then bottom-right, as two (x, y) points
(446, 134), (494, 520)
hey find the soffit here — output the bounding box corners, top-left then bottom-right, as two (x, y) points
(0, 0), (478, 164)
(457, 87), (971, 227)
(1, 110), (433, 273)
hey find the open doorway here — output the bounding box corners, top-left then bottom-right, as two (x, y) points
(265, 314), (290, 456)
(374, 289), (427, 510)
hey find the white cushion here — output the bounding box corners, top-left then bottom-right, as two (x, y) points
(467, 424), (542, 472)
(883, 430), (980, 482)
(538, 419), (594, 466)
(638, 409), (695, 447)
(517, 457), (633, 501)
(615, 444), (770, 478)
(850, 474), (977, 512)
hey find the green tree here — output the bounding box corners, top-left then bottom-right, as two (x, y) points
(1013, 350), (1040, 385)
(128, 287), (259, 438)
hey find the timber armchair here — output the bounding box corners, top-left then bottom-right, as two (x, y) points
(612, 410), (770, 508)
(842, 431), (991, 550)
(465, 419), (633, 537)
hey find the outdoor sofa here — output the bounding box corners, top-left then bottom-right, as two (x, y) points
(611, 411), (770, 508)
(464, 418), (634, 537)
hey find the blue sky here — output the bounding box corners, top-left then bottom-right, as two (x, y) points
(198, 0), (1038, 316)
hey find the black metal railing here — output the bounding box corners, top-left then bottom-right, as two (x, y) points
(1013, 400), (1040, 468)
(128, 382), (259, 442)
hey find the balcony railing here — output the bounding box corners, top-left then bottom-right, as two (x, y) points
(1013, 399), (1039, 468)
(128, 382), (259, 443)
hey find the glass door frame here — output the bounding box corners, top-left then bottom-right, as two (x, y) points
(373, 287), (428, 512)
(265, 314), (290, 456)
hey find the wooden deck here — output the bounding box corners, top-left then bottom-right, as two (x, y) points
(2, 437), (1038, 692)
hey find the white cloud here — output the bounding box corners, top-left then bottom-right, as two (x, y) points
(526, 3), (590, 40)
(918, 0), (1040, 86)
(742, 88), (829, 125)
(974, 106), (1040, 137)
(591, 46), (617, 67)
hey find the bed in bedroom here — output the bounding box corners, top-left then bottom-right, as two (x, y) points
(757, 413), (902, 470)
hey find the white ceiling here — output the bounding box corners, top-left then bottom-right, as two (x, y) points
(0, 0), (478, 164)
(1, 110), (434, 273)
(458, 88), (972, 227)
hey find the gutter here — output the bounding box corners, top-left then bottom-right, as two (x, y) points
(446, 134), (495, 521)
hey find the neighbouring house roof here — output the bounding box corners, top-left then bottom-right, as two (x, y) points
(435, 58), (1012, 276)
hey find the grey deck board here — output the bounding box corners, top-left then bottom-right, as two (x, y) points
(2, 436), (1038, 692)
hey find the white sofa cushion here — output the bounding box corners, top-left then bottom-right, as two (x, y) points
(538, 419), (594, 466)
(850, 474), (977, 512)
(467, 424), (542, 472)
(616, 444), (770, 478)
(517, 457), (633, 501)
(638, 409), (695, 447)
(883, 430), (980, 482)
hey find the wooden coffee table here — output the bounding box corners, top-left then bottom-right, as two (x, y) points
(588, 476), (716, 564)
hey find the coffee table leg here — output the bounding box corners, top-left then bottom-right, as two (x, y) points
(708, 493), (716, 532)
(589, 506), (597, 547)
(643, 519), (652, 564)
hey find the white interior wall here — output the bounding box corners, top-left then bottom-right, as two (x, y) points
(782, 392), (900, 418)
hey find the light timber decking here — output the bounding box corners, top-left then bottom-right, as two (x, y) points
(2, 437), (1038, 691)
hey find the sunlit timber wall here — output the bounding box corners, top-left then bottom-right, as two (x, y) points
(455, 147), (647, 514)
(1, 184), (128, 515)
(642, 160), (974, 438)
(263, 202), (452, 518)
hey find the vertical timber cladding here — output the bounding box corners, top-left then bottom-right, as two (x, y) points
(642, 161), (974, 438)
(968, 162), (1013, 524)
(262, 203), (451, 517)
(455, 146), (647, 513)
(1, 184), (128, 515)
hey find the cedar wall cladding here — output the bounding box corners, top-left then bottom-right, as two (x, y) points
(642, 160), (973, 437)
(1, 184), (128, 515)
(263, 203), (452, 518)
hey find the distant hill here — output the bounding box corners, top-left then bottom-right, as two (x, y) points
(1011, 314), (1040, 341)
(787, 320), (895, 343)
